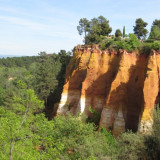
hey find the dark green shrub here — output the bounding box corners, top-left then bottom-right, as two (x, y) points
(114, 36), (122, 41)
(113, 40), (126, 50)
(152, 41), (160, 51)
(139, 41), (160, 55)
(144, 135), (160, 160)
(87, 106), (101, 126)
(139, 43), (152, 54)
(144, 39), (155, 43)
(143, 107), (160, 160)
(125, 34), (141, 51)
(99, 38), (114, 50)
(117, 131), (146, 160)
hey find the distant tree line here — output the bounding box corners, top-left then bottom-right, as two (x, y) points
(0, 50), (71, 119)
(0, 56), (39, 68)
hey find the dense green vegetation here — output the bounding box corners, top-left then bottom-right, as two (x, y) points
(99, 33), (160, 53)
(1, 82), (160, 159)
(77, 16), (112, 44)
(77, 17), (160, 53)
(133, 18), (148, 40)
(0, 50), (71, 118)
(149, 19), (160, 40)
(1, 53), (160, 160)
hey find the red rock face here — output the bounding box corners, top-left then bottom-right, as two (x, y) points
(57, 45), (160, 135)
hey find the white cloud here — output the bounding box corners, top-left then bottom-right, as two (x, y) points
(0, 16), (50, 30)
(0, 6), (18, 13)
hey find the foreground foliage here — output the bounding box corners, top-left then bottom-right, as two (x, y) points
(1, 55), (160, 160)
(1, 83), (160, 159)
(0, 88), (117, 159)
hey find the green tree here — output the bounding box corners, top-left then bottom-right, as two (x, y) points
(77, 18), (90, 44)
(97, 16), (112, 36)
(133, 18), (148, 40)
(115, 29), (122, 37)
(126, 34), (140, 51)
(77, 16), (112, 44)
(149, 19), (160, 40)
(0, 84), (44, 160)
(47, 50), (71, 108)
(149, 25), (160, 40)
(50, 115), (117, 159)
(34, 52), (58, 104)
(86, 16), (112, 44)
(153, 19), (160, 28)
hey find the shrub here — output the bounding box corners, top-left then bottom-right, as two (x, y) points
(100, 127), (118, 157)
(144, 106), (160, 160)
(99, 38), (114, 50)
(113, 40), (126, 50)
(114, 36), (122, 41)
(125, 34), (141, 51)
(52, 115), (115, 160)
(152, 41), (160, 51)
(86, 106), (101, 126)
(139, 43), (152, 54)
(117, 131), (146, 160)
(153, 106), (160, 137)
(100, 34), (141, 52)
(144, 39), (155, 43)
(139, 41), (160, 55)
(144, 135), (160, 160)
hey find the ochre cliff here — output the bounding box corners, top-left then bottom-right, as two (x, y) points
(57, 45), (160, 136)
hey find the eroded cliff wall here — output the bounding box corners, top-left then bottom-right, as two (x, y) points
(57, 45), (160, 135)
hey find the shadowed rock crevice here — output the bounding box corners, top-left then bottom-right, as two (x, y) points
(155, 59), (160, 106)
(125, 55), (149, 132)
(83, 51), (121, 120)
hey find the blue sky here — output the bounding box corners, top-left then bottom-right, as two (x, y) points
(0, 0), (160, 56)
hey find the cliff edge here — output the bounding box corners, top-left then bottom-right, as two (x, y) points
(57, 45), (160, 136)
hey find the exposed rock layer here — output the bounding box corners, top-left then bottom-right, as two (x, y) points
(57, 45), (160, 136)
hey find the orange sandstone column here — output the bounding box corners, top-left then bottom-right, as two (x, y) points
(138, 51), (159, 133)
(57, 45), (91, 114)
(80, 45), (102, 114)
(99, 51), (137, 136)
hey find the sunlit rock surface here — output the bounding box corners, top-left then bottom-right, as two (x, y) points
(57, 45), (160, 135)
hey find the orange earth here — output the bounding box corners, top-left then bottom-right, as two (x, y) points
(57, 45), (160, 136)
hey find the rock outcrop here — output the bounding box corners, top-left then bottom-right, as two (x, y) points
(57, 45), (160, 136)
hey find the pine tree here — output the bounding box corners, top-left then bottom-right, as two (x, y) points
(133, 18), (148, 40)
(34, 52), (58, 105)
(115, 29), (122, 37)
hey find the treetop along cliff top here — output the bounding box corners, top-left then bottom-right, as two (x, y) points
(77, 17), (160, 54)
(74, 40), (160, 56)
